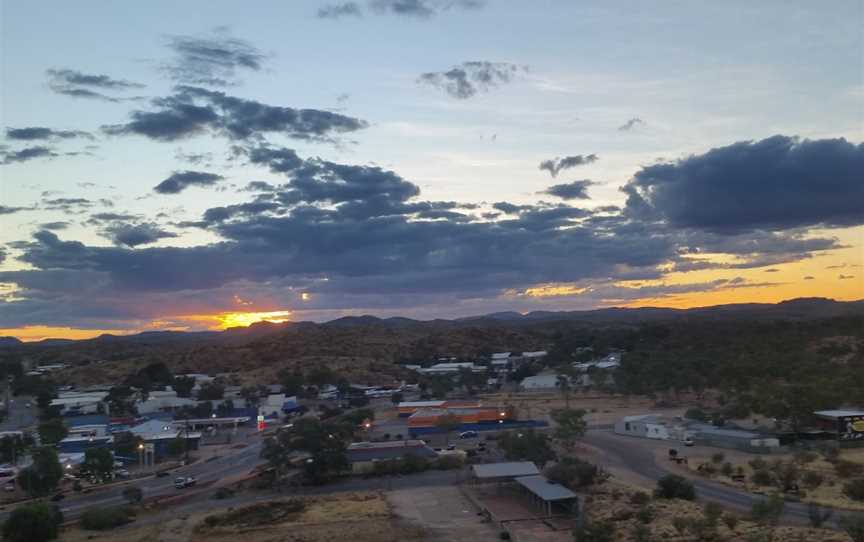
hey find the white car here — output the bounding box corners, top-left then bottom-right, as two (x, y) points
(683, 437), (695, 447)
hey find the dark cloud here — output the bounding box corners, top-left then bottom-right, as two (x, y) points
(163, 29), (266, 87)
(492, 202), (533, 214)
(101, 223), (179, 248)
(538, 154), (598, 177)
(154, 171), (225, 194)
(839, 274), (856, 280)
(47, 68), (144, 102)
(86, 212), (139, 224)
(318, 2), (363, 18)
(623, 135), (864, 233)
(242, 181), (279, 192)
(763, 268), (779, 273)
(804, 276), (815, 280)
(0, 205), (33, 215)
(6, 127), (93, 141)
(0, 248), (5, 265)
(103, 86), (368, 142)
(542, 180), (593, 200)
(41, 198), (94, 214)
(174, 150), (214, 166)
(419, 61), (524, 99)
(370, 0), (483, 17)
(618, 118), (645, 131)
(39, 222), (71, 231)
(1, 146), (58, 164)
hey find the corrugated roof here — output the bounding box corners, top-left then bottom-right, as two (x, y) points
(516, 475), (577, 501)
(814, 410), (864, 418)
(399, 401), (446, 408)
(472, 461), (539, 479)
(346, 442), (437, 462)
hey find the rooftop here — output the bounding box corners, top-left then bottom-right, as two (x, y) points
(472, 461), (540, 479)
(814, 409), (864, 418)
(516, 475), (578, 501)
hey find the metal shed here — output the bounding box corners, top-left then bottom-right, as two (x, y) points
(515, 475), (578, 517)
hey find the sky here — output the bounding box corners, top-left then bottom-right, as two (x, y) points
(0, 0), (862, 340)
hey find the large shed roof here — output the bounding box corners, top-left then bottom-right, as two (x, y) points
(472, 461), (539, 479)
(515, 475), (577, 501)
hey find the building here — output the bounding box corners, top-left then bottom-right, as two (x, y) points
(130, 419), (201, 459)
(137, 389), (197, 415)
(57, 435), (114, 454)
(515, 475), (578, 517)
(407, 406), (514, 428)
(614, 415), (683, 441)
(471, 461), (540, 483)
(814, 410), (864, 442)
(519, 373), (564, 391)
(418, 362), (484, 375)
(346, 440), (438, 473)
(51, 392), (108, 416)
(689, 426), (780, 450)
(258, 394), (299, 418)
(396, 400), (481, 417)
(521, 351), (548, 360)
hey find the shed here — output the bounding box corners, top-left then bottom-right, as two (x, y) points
(471, 461), (540, 482)
(515, 475), (578, 516)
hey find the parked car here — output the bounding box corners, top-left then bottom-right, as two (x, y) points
(458, 431), (479, 439)
(114, 469), (130, 479)
(174, 476), (196, 489)
(683, 437), (695, 447)
(4, 482), (15, 492)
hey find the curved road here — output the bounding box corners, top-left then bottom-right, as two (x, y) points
(584, 429), (851, 527)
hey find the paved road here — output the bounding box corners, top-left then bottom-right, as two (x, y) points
(584, 429), (851, 527)
(0, 395), (37, 432)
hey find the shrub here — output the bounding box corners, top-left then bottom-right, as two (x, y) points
(748, 457), (768, 471)
(703, 502), (723, 527)
(636, 506), (655, 524)
(711, 452), (725, 464)
(802, 471), (824, 490)
(573, 520), (615, 542)
(750, 470), (773, 486)
(212, 487), (236, 500)
(795, 451), (818, 465)
(835, 460), (864, 478)
(750, 494), (784, 526)
(684, 408), (709, 422)
(721, 462), (734, 477)
(629, 491), (651, 506)
(844, 479), (864, 502)
(433, 455), (463, 470)
(839, 513), (864, 542)
(654, 474), (696, 500)
(80, 506), (135, 531)
(1, 503), (63, 542)
(545, 457), (604, 489)
(633, 524), (651, 542)
(721, 513), (739, 531)
(672, 516), (688, 534)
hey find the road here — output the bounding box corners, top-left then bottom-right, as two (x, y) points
(0, 395), (37, 433)
(584, 429), (849, 527)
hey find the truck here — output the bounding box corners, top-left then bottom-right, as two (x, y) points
(174, 476), (196, 489)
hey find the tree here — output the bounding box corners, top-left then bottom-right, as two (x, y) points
(172, 376), (195, 398)
(81, 447), (114, 482)
(435, 413), (461, 446)
(106, 386), (137, 416)
(390, 392), (404, 406)
(654, 474), (696, 500)
(750, 494), (785, 527)
(2, 502), (63, 542)
(498, 429), (556, 468)
(0, 433), (32, 464)
(261, 417), (350, 485)
(279, 370), (305, 396)
(240, 386), (262, 408)
(122, 486), (143, 505)
(306, 366), (335, 388)
(18, 447), (63, 497)
(197, 382), (224, 400)
(572, 519), (615, 542)
(556, 371), (573, 407)
(551, 408), (587, 451)
(113, 431), (143, 458)
(840, 514), (864, 542)
(37, 418), (67, 446)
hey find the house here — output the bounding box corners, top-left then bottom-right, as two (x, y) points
(813, 410), (864, 442)
(614, 415), (679, 440)
(130, 419), (202, 459)
(57, 435), (114, 454)
(51, 392), (108, 416)
(137, 389), (197, 415)
(520, 373), (564, 391)
(418, 362), (484, 375)
(346, 440), (438, 473)
(521, 351), (548, 360)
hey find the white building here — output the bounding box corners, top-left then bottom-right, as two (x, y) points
(137, 389), (197, 415)
(51, 392), (108, 416)
(520, 373), (564, 391)
(418, 362), (484, 375)
(614, 414), (689, 441)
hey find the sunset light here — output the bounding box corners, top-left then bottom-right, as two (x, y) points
(214, 310), (293, 329)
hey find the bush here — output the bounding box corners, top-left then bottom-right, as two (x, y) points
(839, 513), (864, 542)
(835, 460), (864, 478)
(844, 479), (864, 502)
(750, 470), (773, 486)
(212, 487), (236, 500)
(750, 494), (784, 526)
(80, 506), (135, 531)
(636, 506), (655, 524)
(1, 503), (63, 542)
(629, 491), (651, 506)
(721, 513), (739, 531)
(711, 452), (725, 464)
(703, 502), (723, 527)
(545, 457), (604, 489)
(684, 408), (709, 422)
(802, 471), (824, 490)
(573, 520), (615, 542)
(654, 474), (696, 500)
(432, 455), (463, 470)
(794, 451), (818, 464)
(672, 516), (688, 534)
(721, 462), (734, 477)
(748, 457), (768, 471)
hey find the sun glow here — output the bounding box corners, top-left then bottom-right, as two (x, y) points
(214, 310), (293, 329)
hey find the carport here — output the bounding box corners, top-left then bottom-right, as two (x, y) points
(471, 462), (540, 485)
(514, 475), (578, 517)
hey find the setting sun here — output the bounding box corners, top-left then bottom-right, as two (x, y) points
(214, 310), (293, 329)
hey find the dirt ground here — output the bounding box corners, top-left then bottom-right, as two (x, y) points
(677, 447), (864, 512)
(387, 485), (500, 541)
(59, 492), (426, 542)
(478, 391), (685, 424)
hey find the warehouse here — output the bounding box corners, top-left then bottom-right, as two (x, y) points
(346, 440), (437, 474)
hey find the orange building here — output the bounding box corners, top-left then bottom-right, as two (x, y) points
(397, 400), (482, 417)
(407, 406), (515, 428)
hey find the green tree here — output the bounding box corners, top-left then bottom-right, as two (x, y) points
(279, 370), (305, 396)
(261, 417), (349, 485)
(240, 386), (262, 408)
(750, 494), (785, 527)
(654, 474), (696, 500)
(37, 418), (67, 446)
(551, 408), (587, 451)
(306, 366), (335, 388)
(197, 382), (224, 400)
(172, 376), (196, 398)
(556, 371), (574, 407)
(113, 431), (143, 458)
(2, 502), (63, 542)
(18, 447), (63, 497)
(390, 392), (404, 405)
(0, 433), (32, 464)
(840, 514), (864, 542)
(498, 429), (556, 467)
(81, 447), (114, 482)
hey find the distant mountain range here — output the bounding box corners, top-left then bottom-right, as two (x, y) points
(3, 297), (863, 349)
